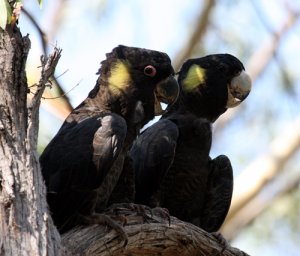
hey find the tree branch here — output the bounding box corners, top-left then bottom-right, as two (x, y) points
(61, 205), (249, 256)
(27, 47), (62, 148)
(22, 7), (73, 117)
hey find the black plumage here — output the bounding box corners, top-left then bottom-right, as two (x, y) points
(40, 45), (179, 233)
(132, 53), (251, 232)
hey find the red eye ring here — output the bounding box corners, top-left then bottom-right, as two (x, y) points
(144, 65), (157, 77)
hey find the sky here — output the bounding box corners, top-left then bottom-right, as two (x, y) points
(19, 1), (300, 255)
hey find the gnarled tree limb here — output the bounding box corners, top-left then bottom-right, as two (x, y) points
(61, 205), (249, 256)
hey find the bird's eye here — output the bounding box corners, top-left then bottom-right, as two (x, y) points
(144, 65), (157, 77)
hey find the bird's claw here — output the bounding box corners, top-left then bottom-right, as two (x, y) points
(81, 213), (129, 247)
(151, 207), (171, 225)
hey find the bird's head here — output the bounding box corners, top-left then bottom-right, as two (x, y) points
(175, 53), (252, 122)
(90, 45), (179, 123)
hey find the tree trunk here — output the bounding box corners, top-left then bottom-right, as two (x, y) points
(0, 24), (60, 255)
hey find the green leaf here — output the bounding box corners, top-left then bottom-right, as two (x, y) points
(0, 0), (11, 29)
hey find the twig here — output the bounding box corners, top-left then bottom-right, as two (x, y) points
(22, 7), (74, 113)
(28, 47), (62, 125)
(32, 48), (62, 106)
(42, 80), (82, 100)
(54, 69), (69, 80)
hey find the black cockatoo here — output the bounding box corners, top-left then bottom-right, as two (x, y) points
(132, 53), (251, 232)
(40, 45), (179, 234)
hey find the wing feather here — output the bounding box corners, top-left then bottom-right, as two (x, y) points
(39, 113), (127, 231)
(199, 155), (234, 232)
(131, 119), (179, 204)
(40, 114), (127, 192)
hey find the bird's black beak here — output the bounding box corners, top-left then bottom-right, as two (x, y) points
(226, 70), (252, 108)
(154, 75), (179, 115)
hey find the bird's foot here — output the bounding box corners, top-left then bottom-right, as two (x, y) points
(117, 203), (170, 225)
(130, 204), (170, 225)
(105, 203), (170, 225)
(106, 202), (154, 223)
(81, 213), (128, 246)
(131, 204), (154, 223)
(151, 207), (171, 225)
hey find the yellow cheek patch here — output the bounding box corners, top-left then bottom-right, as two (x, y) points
(182, 64), (206, 92)
(108, 60), (132, 95)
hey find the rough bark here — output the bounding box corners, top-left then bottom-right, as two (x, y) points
(61, 205), (249, 256)
(0, 24), (61, 255)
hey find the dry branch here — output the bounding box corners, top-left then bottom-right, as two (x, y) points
(27, 47), (62, 146)
(23, 7), (73, 117)
(29, 48), (62, 112)
(61, 205), (249, 256)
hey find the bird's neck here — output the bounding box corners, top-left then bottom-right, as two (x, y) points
(163, 94), (226, 123)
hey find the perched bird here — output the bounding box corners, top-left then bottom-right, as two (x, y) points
(40, 45), (179, 234)
(132, 54), (251, 232)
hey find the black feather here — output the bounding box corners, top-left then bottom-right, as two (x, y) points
(40, 45), (177, 233)
(132, 53), (248, 232)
